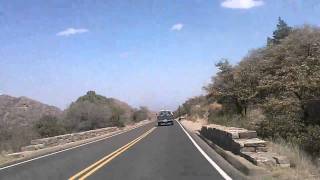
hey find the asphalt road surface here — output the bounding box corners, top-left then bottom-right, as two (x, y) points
(0, 121), (240, 180)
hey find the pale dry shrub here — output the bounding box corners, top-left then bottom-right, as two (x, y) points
(268, 139), (320, 180)
(208, 107), (265, 131)
(209, 102), (223, 111)
(0, 151), (13, 165)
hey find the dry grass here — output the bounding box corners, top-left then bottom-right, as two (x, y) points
(208, 109), (320, 180)
(208, 108), (266, 131)
(0, 152), (13, 166)
(267, 139), (320, 180)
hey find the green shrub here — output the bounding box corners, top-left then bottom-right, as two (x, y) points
(64, 91), (133, 131)
(299, 125), (320, 157)
(34, 115), (66, 138)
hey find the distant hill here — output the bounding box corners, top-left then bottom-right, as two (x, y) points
(0, 95), (62, 128)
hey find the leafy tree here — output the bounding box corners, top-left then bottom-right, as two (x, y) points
(232, 49), (264, 115)
(76, 91), (110, 104)
(110, 106), (125, 127)
(204, 59), (247, 115)
(191, 21), (320, 156)
(178, 96), (206, 116)
(34, 115), (66, 137)
(259, 26), (320, 123)
(64, 91), (133, 131)
(267, 17), (292, 45)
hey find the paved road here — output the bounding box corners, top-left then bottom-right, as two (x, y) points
(0, 121), (237, 180)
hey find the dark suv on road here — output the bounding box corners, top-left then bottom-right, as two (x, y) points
(157, 110), (174, 126)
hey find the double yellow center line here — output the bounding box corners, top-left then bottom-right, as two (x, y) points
(69, 127), (156, 180)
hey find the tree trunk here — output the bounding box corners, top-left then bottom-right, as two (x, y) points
(234, 98), (243, 115)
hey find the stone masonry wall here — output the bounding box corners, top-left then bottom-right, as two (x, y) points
(21, 127), (119, 151)
(200, 124), (290, 168)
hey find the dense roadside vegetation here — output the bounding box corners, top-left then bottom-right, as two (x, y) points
(176, 18), (320, 158)
(34, 91), (152, 137)
(0, 91), (152, 152)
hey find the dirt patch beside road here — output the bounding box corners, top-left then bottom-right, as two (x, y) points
(180, 119), (205, 132)
(0, 154), (13, 166)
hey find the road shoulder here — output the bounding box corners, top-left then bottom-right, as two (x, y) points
(178, 120), (249, 180)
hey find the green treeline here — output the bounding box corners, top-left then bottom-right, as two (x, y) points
(176, 18), (320, 157)
(34, 91), (152, 138)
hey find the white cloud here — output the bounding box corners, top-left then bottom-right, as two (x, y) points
(171, 23), (184, 31)
(56, 28), (89, 36)
(221, 0), (264, 9)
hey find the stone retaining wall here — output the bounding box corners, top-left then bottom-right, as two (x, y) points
(200, 124), (290, 168)
(21, 127), (119, 151)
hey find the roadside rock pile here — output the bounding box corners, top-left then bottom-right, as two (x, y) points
(21, 127), (119, 151)
(200, 124), (290, 168)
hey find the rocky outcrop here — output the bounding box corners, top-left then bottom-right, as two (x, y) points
(200, 124), (290, 168)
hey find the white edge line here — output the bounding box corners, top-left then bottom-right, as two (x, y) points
(176, 120), (233, 180)
(0, 122), (151, 171)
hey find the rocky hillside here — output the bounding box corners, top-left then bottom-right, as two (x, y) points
(0, 95), (62, 128)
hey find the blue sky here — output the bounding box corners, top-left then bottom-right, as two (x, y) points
(1, 0), (320, 110)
